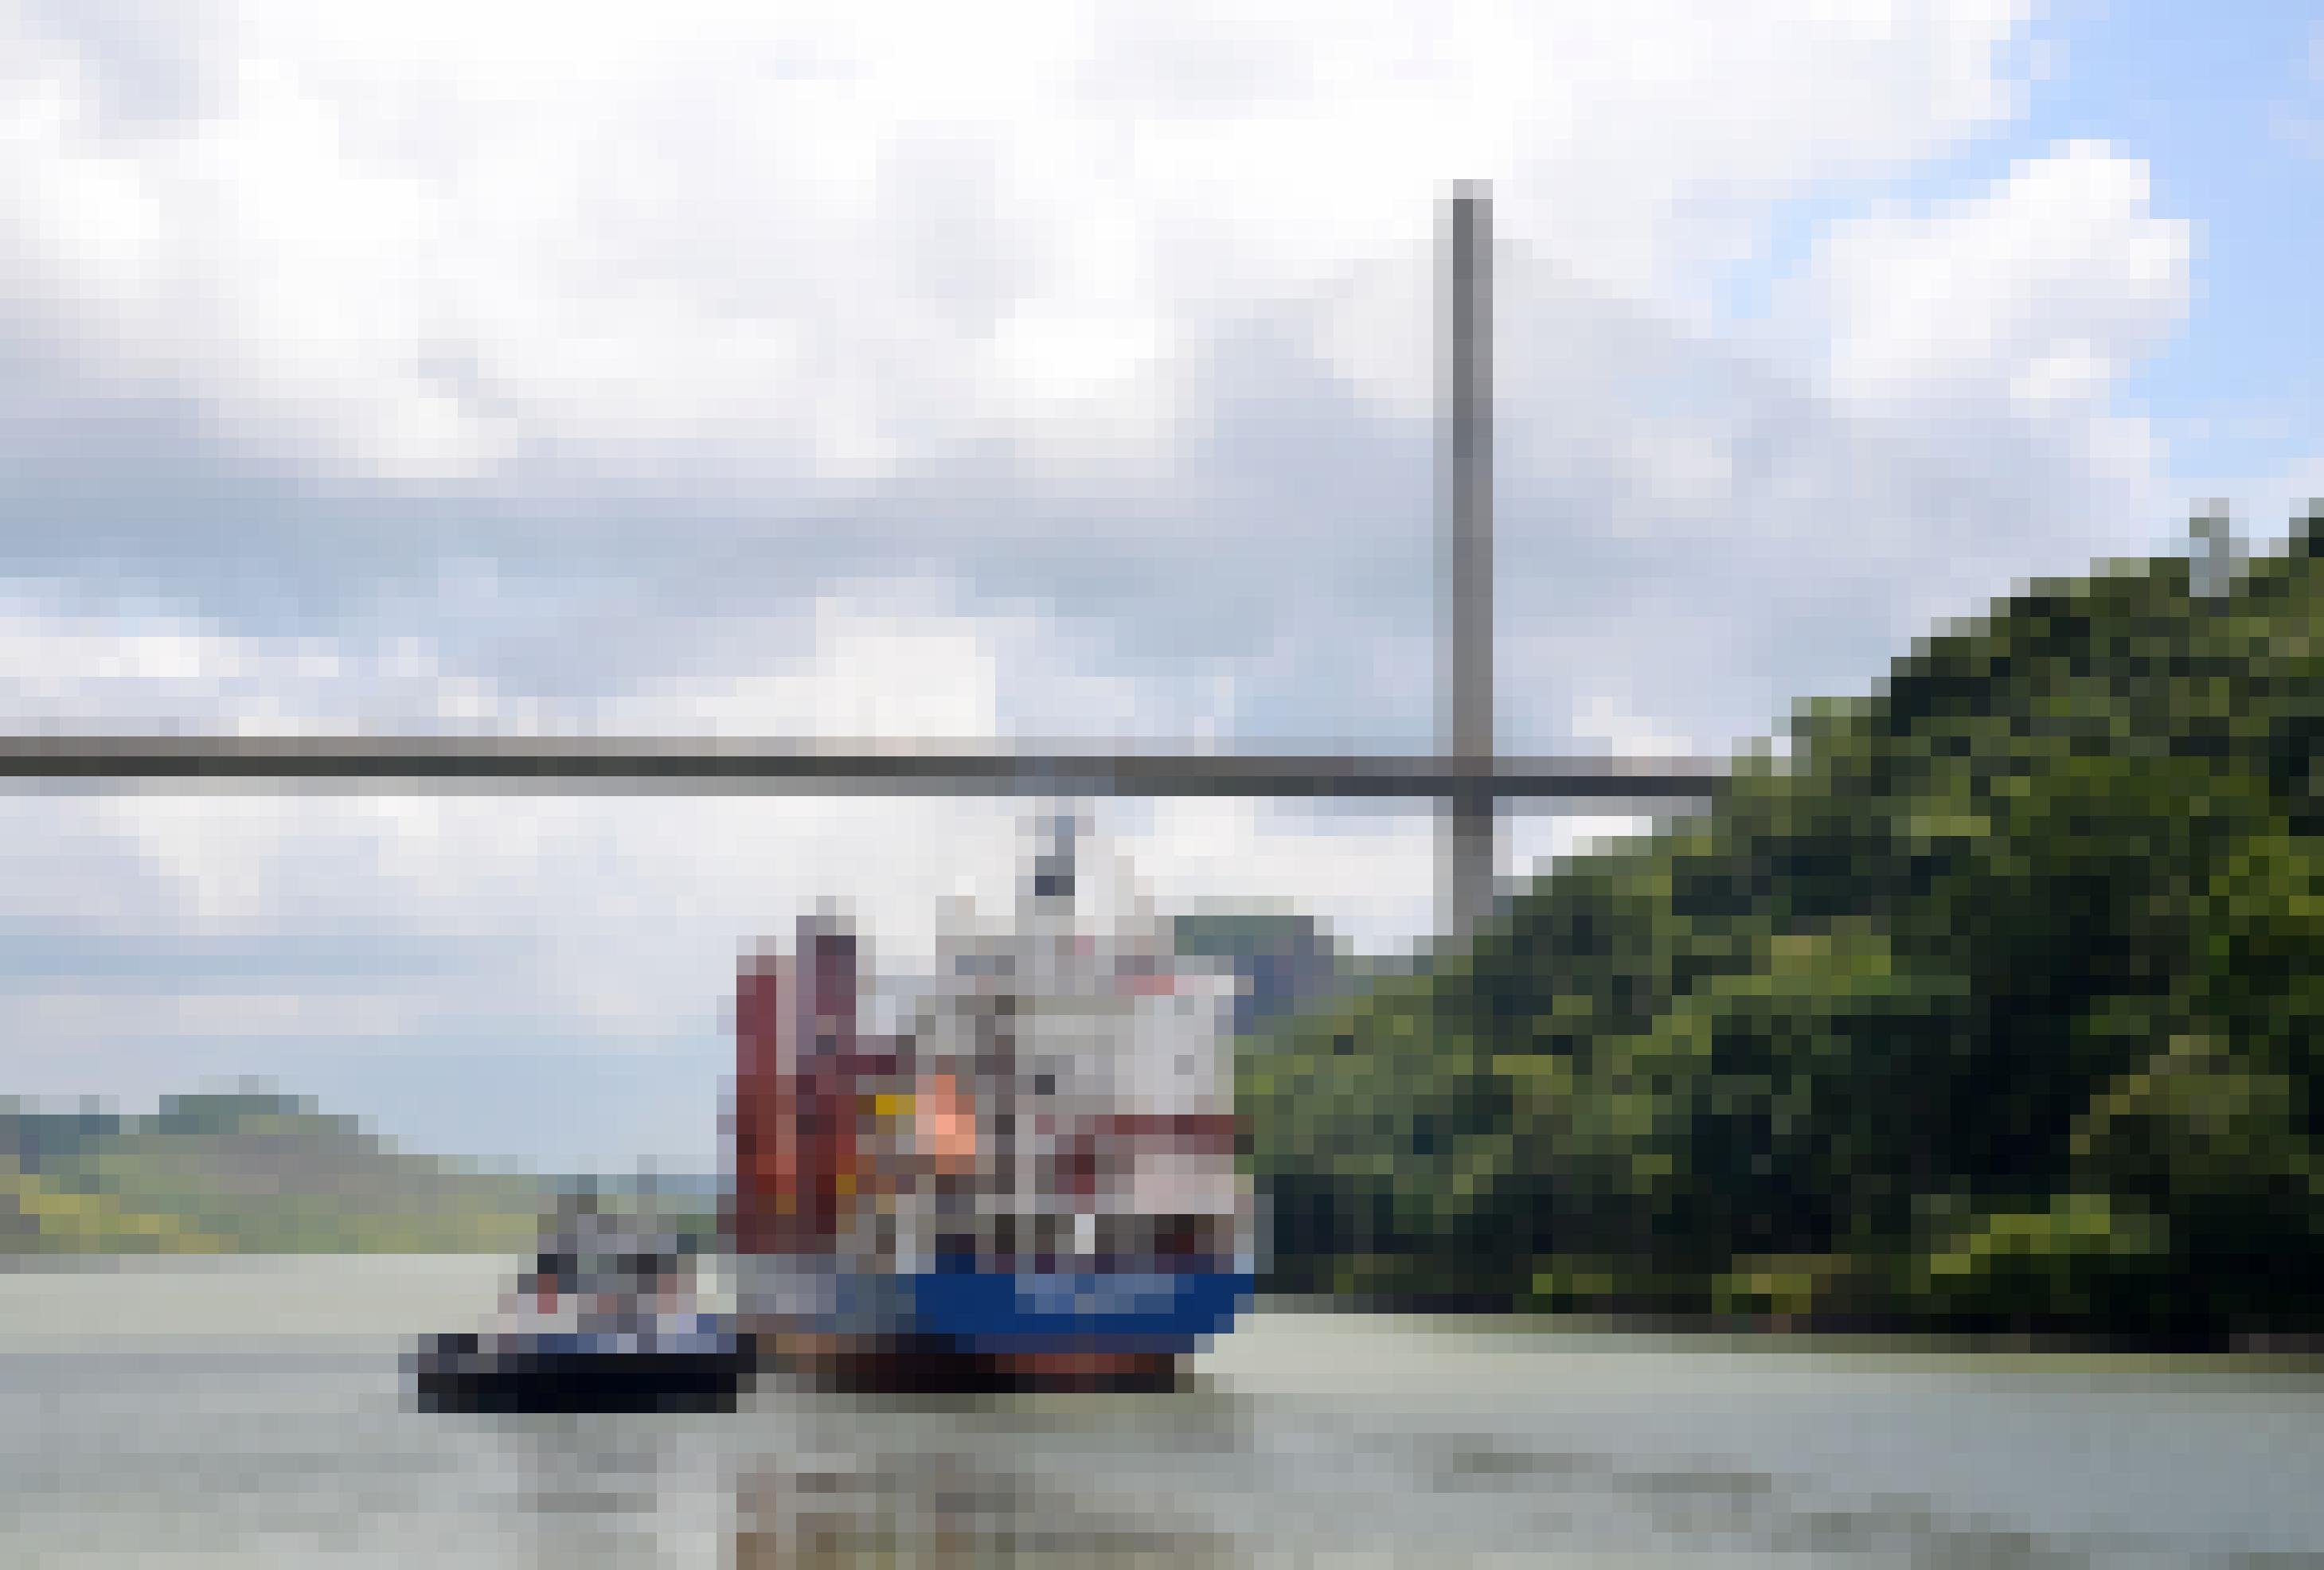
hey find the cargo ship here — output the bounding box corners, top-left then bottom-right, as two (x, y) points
(728, 809), (1256, 1387)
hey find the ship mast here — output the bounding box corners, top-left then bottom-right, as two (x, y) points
(1026, 803), (1084, 936)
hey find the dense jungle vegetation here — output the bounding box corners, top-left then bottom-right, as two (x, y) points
(1247, 518), (2324, 1344)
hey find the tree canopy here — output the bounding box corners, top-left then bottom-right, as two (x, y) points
(1246, 518), (2324, 1343)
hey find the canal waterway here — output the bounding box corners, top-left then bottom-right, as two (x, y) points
(2, 1256), (2319, 1565)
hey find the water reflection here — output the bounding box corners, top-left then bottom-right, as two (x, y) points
(726, 1378), (1237, 1567)
(471, 1377), (1240, 1568)
(464, 1357), (2214, 1568)
(501, 1420), (692, 1567)
(729, 1438), (1227, 1565)
(6, 1283), (2324, 1566)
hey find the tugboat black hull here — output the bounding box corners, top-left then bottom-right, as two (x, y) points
(409, 1331), (757, 1412)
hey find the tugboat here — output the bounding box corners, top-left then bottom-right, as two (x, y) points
(731, 808), (1256, 1389)
(409, 1186), (754, 1411)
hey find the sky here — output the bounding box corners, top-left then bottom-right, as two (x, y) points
(0, 0), (2315, 1169)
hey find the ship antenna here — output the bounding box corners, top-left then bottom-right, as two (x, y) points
(1021, 795), (1098, 944)
(1033, 803), (1076, 901)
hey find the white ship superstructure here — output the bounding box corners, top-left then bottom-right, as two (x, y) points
(728, 807), (1256, 1372)
(907, 809), (1248, 1279)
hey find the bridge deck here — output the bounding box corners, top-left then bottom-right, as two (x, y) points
(0, 736), (1722, 800)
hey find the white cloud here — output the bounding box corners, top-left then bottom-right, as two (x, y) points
(1744, 139), (2189, 633)
(1122, 798), (1437, 955)
(0, 1), (2237, 1161)
(1569, 694), (1697, 760)
(0, 580), (1255, 1158)
(609, 596), (1005, 740)
(0, 0), (2037, 486)
(1805, 142), (2188, 421)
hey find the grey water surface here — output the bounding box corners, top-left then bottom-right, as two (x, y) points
(2, 1256), (2320, 1566)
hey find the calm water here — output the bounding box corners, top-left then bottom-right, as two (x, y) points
(2, 1257), (2321, 1566)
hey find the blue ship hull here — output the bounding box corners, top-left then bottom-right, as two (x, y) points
(751, 1260), (1254, 1358)
(906, 1267), (1254, 1356)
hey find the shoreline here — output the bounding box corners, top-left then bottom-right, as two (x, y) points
(5, 1257), (2316, 1362)
(1251, 1292), (2324, 1362)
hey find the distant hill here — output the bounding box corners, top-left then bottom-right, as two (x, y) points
(1247, 518), (2324, 1345)
(2, 1092), (551, 1255)
(1171, 906), (1406, 1035)
(0, 1166), (225, 1254)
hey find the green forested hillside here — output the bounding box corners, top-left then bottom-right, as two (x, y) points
(1248, 520), (2324, 1344)
(2, 1092), (547, 1254)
